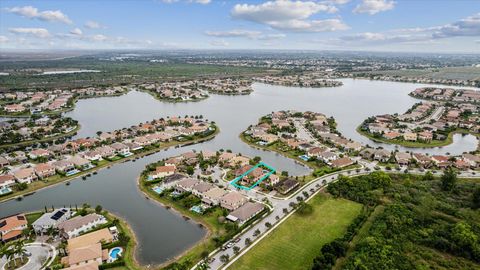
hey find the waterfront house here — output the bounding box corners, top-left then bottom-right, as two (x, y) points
(124, 142), (143, 151)
(0, 214), (28, 242)
(69, 156), (93, 171)
(226, 202), (265, 225)
(110, 142), (131, 156)
(53, 160), (76, 174)
(62, 243), (108, 268)
(360, 148), (375, 160)
(58, 213), (108, 239)
(34, 163), (56, 179)
(32, 208), (72, 234)
(201, 187), (228, 206)
(191, 182), (215, 197)
(83, 151), (102, 161)
(148, 165), (176, 180)
(0, 174), (15, 189)
(13, 167), (37, 184)
(175, 178), (201, 193)
(67, 228), (113, 251)
(403, 132), (418, 141)
(418, 131), (433, 142)
(96, 146), (116, 159)
(220, 191), (248, 211)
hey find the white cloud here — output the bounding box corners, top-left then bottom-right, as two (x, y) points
(353, 0), (395, 15)
(91, 34), (108, 42)
(85, 20), (105, 29)
(5, 6), (72, 24)
(205, 29), (262, 38)
(258, 33), (286, 40)
(9, 27), (51, 38)
(231, 0), (346, 32)
(70, 28), (83, 36)
(332, 12), (480, 47)
(209, 39), (229, 46)
(432, 13), (480, 38)
(0, 36), (9, 43)
(192, 0), (211, 4)
(204, 29), (287, 41)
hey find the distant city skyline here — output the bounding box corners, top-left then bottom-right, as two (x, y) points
(0, 0), (479, 53)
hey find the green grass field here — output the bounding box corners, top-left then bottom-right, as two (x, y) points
(229, 194), (362, 270)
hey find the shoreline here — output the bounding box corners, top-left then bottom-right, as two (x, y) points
(356, 125), (478, 149)
(0, 126), (220, 204)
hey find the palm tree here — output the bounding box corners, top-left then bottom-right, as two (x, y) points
(14, 241), (26, 264)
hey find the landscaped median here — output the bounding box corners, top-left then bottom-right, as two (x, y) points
(0, 125), (219, 204)
(228, 194), (363, 270)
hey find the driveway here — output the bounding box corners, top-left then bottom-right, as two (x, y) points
(0, 242), (56, 270)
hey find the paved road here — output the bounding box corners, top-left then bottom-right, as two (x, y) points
(0, 242), (56, 270)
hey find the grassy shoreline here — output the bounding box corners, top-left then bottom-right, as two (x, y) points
(0, 126), (219, 204)
(356, 125), (475, 148)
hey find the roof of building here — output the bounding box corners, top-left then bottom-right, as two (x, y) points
(33, 208), (70, 228)
(227, 202), (264, 222)
(58, 213), (105, 233)
(67, 228), (113, 251)
(68, 243), (102, 265)
(0, 214), (27, 233)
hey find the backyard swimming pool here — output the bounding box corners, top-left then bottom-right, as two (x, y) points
(109, 247), (123, 262)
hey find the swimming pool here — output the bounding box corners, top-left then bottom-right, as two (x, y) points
(109, 247), (123, 262)
(299, 155), (310, 161)
(0, 187), (12, 195)
(190, 205), (204, 214)
(152, 186), (164, 194)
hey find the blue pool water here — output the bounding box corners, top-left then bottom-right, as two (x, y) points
(109, 247), (122, 259)
(152, 186), (164, 194)
(299, 155), (310, 161)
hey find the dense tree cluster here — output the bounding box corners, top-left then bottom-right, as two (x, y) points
(324, 172), (480, 269)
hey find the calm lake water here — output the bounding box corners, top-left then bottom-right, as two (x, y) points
(0, 78), (478, 265)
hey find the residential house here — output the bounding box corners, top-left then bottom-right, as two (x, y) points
(226, 202), (265, 225)
(58, 214), (108, 239)
(148, 165), (176, 180)
(331, 157), (354, 168)
(32, 208), (72, 234)
(34, 163), (56, 179)
(201, 187), (228, 206)
(0, 214), (28, 242)
(13, 167), (37, 184)
(0, 174), (15, 189)
(220, 192), (248, 211)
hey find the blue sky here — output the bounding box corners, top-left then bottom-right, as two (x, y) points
(0, 0), (479, 53)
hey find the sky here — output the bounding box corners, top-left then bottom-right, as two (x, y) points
(0, 0), (479, 53)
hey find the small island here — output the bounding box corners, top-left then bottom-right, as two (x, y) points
(358, 98), (480, 148)
(254, 74), (343, 88)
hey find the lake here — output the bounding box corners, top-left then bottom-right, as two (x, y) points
(0, 78), (478, 266)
